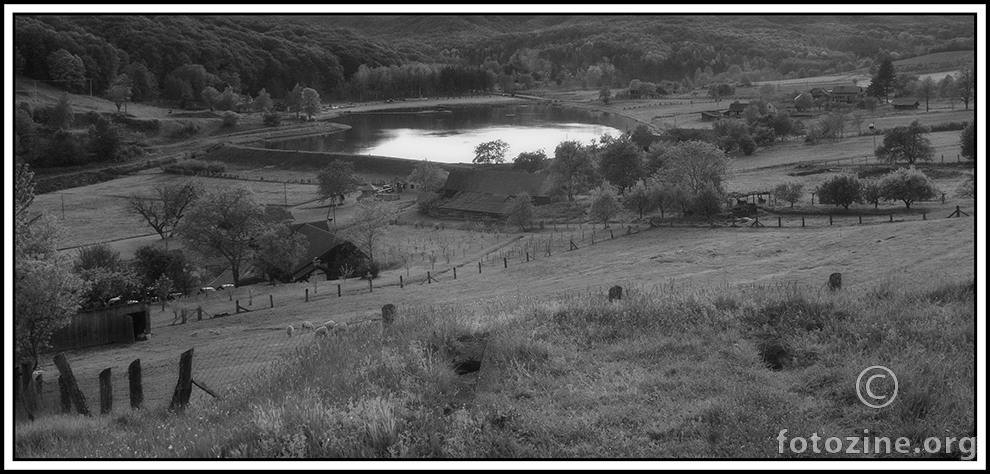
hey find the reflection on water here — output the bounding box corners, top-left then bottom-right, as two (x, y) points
(264, 104), (632, 163)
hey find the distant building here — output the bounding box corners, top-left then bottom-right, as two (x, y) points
(891, 97), (921, 110)
(724, 101), (748, 118)
(700, 110), (723, 121)
(47, 302), (152, 352)
(433, 169), (552, 219)
(809, 87), (832, 102)
(286, 221), (368, 282)
(830, 85), (863, 103)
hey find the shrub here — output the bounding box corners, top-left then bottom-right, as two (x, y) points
(169, 122), (200, 139)
(262, 111), (281, 127)
(162, 159), (226, 175)
(928, 121), (968, 133)
(221, 111), (241, 127)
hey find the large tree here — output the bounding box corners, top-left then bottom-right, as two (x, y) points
(129, 181), (202, 249)
(660, 140), (731, 196)
(14, 163), (85, 373)
(341, 200), (398, 267)
(316, 160), (359, 225)
(817, 174), (862, 210)
(177, 186), (266, 285)
(866, 58), (896, 104)
(506, 192), (536, 231)
(252, 223), (309, 284)
(253, 88), (273, 113)
(105, 75), (132, 113)
(875, 120), (934, 165)
(46, 48), (86, 93)
(408, 159), (448, 193)
(914, 76), (937, 113)
(960, 121), (975, 161)
(473, 139), (510, 164)
(549, 140), (595, 201)
(512, 149), (548, 173)
(589, 181), (622, 228)
(879, 168), (939, 209)
(955, 68), (974, 110)
(595, 135), (645, 194)
(301, 87), (322, 120)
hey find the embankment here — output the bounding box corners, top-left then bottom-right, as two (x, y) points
(199, 144), (471, 177)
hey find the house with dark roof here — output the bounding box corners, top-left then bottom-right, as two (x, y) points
(809, 88), (832, 102)
(286, 221), (367, 282)
(700, 110), (723, 121)
(830, 85), (863, 103)
(891, 97), (920, 110)
(433, 169), (553, 219)
(724, 101), (748, 118)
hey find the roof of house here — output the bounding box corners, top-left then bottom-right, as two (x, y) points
(439, 168), (551, 197)
(701, 110), (723, 118)
(891, 97), (920, 106)
(727, 101), (748, 112)
(809, 87), (831, 95)
(831, 85), (863, 95)
(437, 192), (517, 216)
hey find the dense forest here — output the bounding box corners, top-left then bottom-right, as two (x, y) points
(14, 14), (975, 105)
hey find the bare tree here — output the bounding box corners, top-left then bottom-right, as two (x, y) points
(129, 181), (201, 249)
(341, 200), (398, 266)
(177, 186), (265, 285)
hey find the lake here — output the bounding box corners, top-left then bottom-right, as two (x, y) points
(264, 104), (635, 164)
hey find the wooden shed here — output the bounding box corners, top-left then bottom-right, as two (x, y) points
(47, 302), (152, 352)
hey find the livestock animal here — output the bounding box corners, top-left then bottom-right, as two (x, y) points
(608, 285), (623, 302)
(286, 325), (295, 337)
(302, 321), (315, 331)
(107, 296), (122, 306)
(315, 326), (329, 338)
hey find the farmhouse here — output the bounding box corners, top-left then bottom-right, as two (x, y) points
(286, 221), (368, 282)
(830, 85), (863, 103)
(809, 87), (832, 102)
(724, 101), (748, 118)
(891, 97), (921, 110)
(433, 168), (552, 219)
(47, 302), (152, 352)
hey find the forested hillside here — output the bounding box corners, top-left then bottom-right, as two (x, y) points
(14, 14), (974, 103)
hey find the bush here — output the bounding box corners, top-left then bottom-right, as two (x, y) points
(357, 260), (380, 280)
(162, 159), (227, 175)
(169, 122), (200, 139)
(221, 111), (240, 127)
(928, 121), (969, 133)
(262, 111), (281, 127)
(817, 174), (862, 210)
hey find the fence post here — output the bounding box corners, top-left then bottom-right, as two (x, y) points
(53, 353), (90, 416)
(427, 271), (431, 284)
(99, 368), (112, 415)
(305, 288), (309, 302)
(801, 216), (805, 227)
(889, 214), (893, 222)
(829, 215), (833, 225)
(197, 306), (203, 321)
(269, 294), (273, 308)
(479, 262), (482, 274)
(453, 267), (457, 280)
(504, 257), (508, 268)
(526, 252), (530, 262)
(181, 309), (187, 324)
(778, 217), (782, 227)
(400, 275), (404, 288)
(170, 349), (194, 412)
(128, 359), (143, 409)
(610, 229), (614, 239)
(922, 212), (926, 220)
(58, 375), (72, 413)
(338, 284), (342, 297)
(235, 300), (240, 314)
(859, 215), (862, 224)
(369, 278), (373, 293)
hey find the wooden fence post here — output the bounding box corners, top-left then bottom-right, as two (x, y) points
(58, 375), (72, 413)
(829, 215), (833, 225)
(400, 275), (404, 288)
(778, 217), (782, 227)
(453, 267), (457, 280)
(99, 368), (112, 415)
(128, 359), (143, 409)
(181, 309), (187, 324)
(479, 262), (482, 273)
(801, 216), (805, 227)
(269, 294), (274, 308)
(170, 349), (194, 411)
(305, 288), (309, 302)
(889, 214), (893, 222)
(53, 353), (90, 416)
(368, 278), (373, 293)
(338, 284), (342, 297)
(197, 306), (203, 321)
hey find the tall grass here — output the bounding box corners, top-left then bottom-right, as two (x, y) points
(15, 277), (974, 459)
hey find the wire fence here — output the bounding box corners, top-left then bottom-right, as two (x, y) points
(17, 205), (971, 421)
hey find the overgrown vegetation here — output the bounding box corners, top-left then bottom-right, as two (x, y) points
(162, 159), (226, 176)
(15, 277), (974, 458)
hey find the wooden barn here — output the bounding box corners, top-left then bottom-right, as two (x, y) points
(47, 302), (152, 352)
(286, 221), (368, 282)
(891, 97), (920, 110)
(433, 168), (552, 219)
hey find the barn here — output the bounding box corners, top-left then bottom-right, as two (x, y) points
(891, 97), (920, 110)
(47, 302), (152, 352)
(286, 221), (368, 282)
(433, 168), (553, 219)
